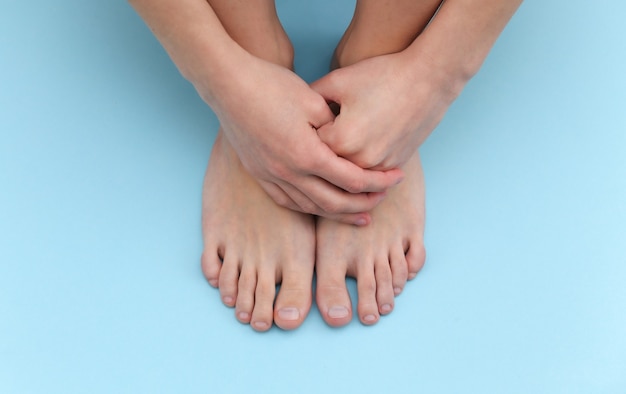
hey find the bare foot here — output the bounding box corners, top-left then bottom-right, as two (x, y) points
(315, 152), (426, 326)
(201, 131), (315, 331)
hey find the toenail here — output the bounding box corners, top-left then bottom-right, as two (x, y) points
(363, 314), (377, 323)
(328, 306), (349, 319)
(238, 312), (250, 321)
(253, 321), (269, 330)
(223, 296), (234, 305)
(408, 272), (417, 280)
(278, 307), (300, 321)
(381, 304), (392, 314)
(393, 287), (402, 296)
(208, 279), (218, 287)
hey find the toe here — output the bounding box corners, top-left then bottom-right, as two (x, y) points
(390, 245), (408, 295)
(250, 271), (276, 332)
(218, 254), (239, 307)
(235, 267), (256, 324)
(274, 268), (313, 330)
(355, 266), (380, 325)
(316, 263), (352, 327)
(201, 245), (222, 288)
(406, 238), (426, 280)
(374, 259), (395, 316)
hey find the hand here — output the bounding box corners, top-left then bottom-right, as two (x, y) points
(311, 51), (462, 170)
(202, 52), (404, 225)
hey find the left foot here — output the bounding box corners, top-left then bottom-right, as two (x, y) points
(315, 153), (426, 326)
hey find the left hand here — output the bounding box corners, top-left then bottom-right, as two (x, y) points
(311, 51), (462, 170)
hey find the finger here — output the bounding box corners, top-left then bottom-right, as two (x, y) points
(261, 178), (332, 217)
(315, 119), (340, 151)
(259, 172), (373, 225)
(275, 180), (319, 215)
(278, 180), (372, 225)
(310, 70), (345, 105)
(258, 180), (300, 212)
(309, 94), (336, 129)
(313, 144), (404, 193)
(292, 175), (386, 218)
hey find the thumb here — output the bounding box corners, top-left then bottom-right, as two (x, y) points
(315, 118), (337, 147)
(310, 69), (345, 106)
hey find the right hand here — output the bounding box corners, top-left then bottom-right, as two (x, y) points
(200, 52), (404, 225)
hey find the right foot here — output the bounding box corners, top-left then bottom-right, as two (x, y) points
(202, 0), (316, 331)
(201, 132), (316, 331)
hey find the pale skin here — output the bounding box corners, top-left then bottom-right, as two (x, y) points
(129, 0), (522, 330)
(128, 0), (405, 226)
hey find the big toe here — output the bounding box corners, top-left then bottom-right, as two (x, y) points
(273, 269), (313, 330)
(316, 264), (352, 327)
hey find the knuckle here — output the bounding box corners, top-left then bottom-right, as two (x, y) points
(268, 160), (291, 181)
(353, 154), (379, 170)
(311, 96), (332, 117)
(325, 69), (343, 87)
(296, 199), (319, 214)
(344, 177), (365, 193)
(352, 147), (384, 169)
(296, 151), (318, 173)
(272, 193), (291, 208)
(330, 133), (357, 158)
(288, 144), (317, 174)
(318, 199), (341, 215)
(299, 199), (318, 215)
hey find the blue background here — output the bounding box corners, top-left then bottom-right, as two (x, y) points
(1, 0), (625, 393)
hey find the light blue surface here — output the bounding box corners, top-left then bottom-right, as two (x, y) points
(1, 1), (625, 393)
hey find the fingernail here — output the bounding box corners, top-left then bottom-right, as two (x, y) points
(328, 306), (349, 319)
(278, 307), (300, 321)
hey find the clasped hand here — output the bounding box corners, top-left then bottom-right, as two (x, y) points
(206, 54), (403, 225)
(311, 51), (459, 171)
(206, 50), (458, 224)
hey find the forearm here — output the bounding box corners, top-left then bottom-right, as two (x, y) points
(406, 0), (523, 90)
(128, 0), (248, 106)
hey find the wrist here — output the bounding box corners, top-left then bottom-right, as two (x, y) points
(403, 0), (522, 90)
(185, 38), (252, 108)
(402, 44), (470, 100)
